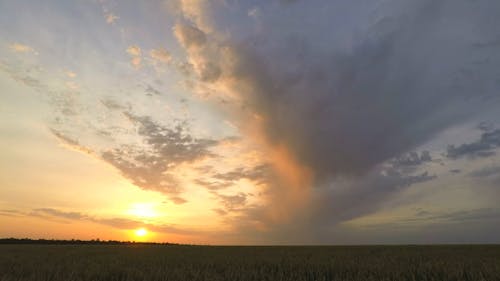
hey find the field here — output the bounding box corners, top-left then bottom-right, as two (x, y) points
(1, 245), (500, 281)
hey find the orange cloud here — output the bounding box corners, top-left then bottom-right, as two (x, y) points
(150, 48), (172, 64)
(9, 43), (36, 54)
(105, 13), (119, 24)
(126, 46), (141, 57)
(126, 46), (142, 69)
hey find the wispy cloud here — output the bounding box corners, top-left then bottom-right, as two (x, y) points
(9, 43), (36, 54)
(447, 129), (500, 159)
(23, 208), (200, 236)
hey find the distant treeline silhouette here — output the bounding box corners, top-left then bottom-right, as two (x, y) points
(0, 238), (178, 245)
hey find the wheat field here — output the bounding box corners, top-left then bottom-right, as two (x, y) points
(1, 245), (499, 281)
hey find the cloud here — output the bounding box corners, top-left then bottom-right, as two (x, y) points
(33, 208), (86, 220)
(310, 169), (437, 226)
(170, 0), (500, 241)
(468, 166), (500, 178)
(50, 129), (93, 155)
(0, 209), (24, 217)
(177, 0), (500, 182)
(66, 71), (77, 78)
(168, 196), (188, 205)
(447, 129), (500, 159)
(145, 85), (161, 96)
(26, 208), (198, 236)
(194, 179), (232, 191)
(432, 208), (500, 223)
(49, 108), (220, 201)
(399, 208), (500, 225)
(173, 23), (206, 49)
(211, 164), (271, 186)
(9, 43), (36, 54)
(150, 48), (172, 64)
(352, 208), (500, 243)
(100, 99), (129, 111)
(390, 151), (432, 170)
(216, 192), (247, 211)
(126, 46), (142, 68)
(101, 112), (217, 195)
(105, 13), (119, 24)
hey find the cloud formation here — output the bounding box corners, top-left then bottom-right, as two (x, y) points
(101, 112), (217, 201)
(447, 129), (500, 159)
(170, 0), (500, 241)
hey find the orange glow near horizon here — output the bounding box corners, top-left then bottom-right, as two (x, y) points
(135, 228), (148, 237)
(132, 228), (150, 241)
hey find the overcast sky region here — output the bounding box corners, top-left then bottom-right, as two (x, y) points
(1, 0), (500, 244)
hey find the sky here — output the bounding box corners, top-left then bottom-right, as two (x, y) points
(1, 0), (500, 245)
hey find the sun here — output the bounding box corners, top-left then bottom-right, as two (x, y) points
(135, 228), (148, 237)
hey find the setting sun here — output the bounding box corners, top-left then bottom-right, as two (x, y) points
(135, 228), (148, 237)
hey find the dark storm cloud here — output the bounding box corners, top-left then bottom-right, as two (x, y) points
(477, 121), (494, 132)
(218, 167), (438, 244)
(447, 129), (500, 159)
(174, 0), (500, 242)
(205, 0), (500, 183)
(310, 169), (437, 225)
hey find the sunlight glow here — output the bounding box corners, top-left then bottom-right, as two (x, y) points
(135, 228), (148, 237)
(128, 203), (158, 218)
